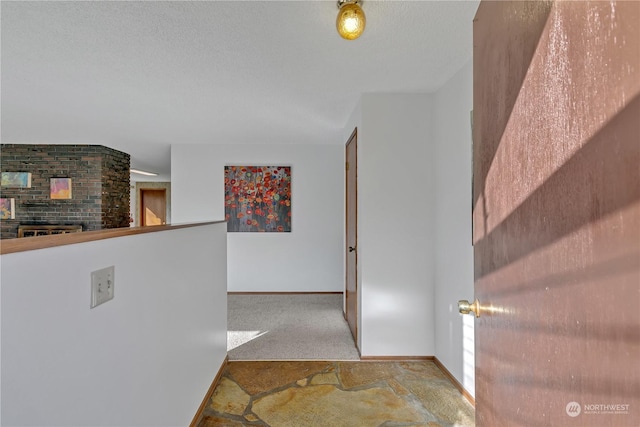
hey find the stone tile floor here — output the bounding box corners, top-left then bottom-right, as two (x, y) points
(196, 360), (475, 427)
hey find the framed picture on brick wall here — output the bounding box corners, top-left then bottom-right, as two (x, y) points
(0, 198), (16, 219)
(50, 178), (72, 200)
(1, 172), (31, 188)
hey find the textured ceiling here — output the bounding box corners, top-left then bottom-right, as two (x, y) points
(1, 1), (479, 181)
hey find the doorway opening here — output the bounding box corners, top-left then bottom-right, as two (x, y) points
(134, 182), (171, 227)
(345, 128), (358, 348)
(140, 189), (166, 226)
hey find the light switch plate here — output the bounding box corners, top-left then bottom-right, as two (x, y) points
(91, 266), (115, 308)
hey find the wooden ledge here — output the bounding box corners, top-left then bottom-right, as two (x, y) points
(228, 291), (344, 295)
(0, 221), (226, 255)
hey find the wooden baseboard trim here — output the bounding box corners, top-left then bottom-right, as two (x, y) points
(228, 291), (343, 295)
(433, 356), (475, 407)
(190, 355), (229, 427)
(359, 355), (435, 361)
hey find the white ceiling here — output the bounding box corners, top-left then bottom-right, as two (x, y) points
(1, 0), (479, 181)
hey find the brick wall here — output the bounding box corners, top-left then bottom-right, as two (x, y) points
(0, 144), (130, 239)
(101, 148), (131, 229)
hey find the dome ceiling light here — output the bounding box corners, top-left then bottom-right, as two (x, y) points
(336, 0), (366, 40)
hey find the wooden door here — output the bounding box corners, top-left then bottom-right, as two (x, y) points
(141, 189), (166, 226)
(345, 128), (358, 345)
(472, 1), (639, 426)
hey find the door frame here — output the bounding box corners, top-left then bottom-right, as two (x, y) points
(135, 182), (171, 227)
(345, 127), (358, 348)
(140, 188), (167, 226)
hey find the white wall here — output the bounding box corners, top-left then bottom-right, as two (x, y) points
(358, 93), (436, 357)
(0, 224), (228, 426)
(433, 60), (475, 397)
(344, 84), (475, 392)
(172, 144), (344, 292)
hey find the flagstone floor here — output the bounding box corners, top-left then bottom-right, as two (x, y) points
(196, 360), (475, 427)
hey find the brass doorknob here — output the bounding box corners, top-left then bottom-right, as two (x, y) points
(458, 299), (481, 318)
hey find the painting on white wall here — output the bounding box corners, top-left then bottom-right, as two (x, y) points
(224, 166), (291, 232)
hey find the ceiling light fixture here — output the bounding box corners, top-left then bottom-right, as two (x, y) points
(336, 0), (366, 40)
(130, 168), (158, 176)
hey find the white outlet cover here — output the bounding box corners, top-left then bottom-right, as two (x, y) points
(91, 266), (115, 308)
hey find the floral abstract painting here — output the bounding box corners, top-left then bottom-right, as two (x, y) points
(225, 166), (291, 232)
(50, 178), (72, 199)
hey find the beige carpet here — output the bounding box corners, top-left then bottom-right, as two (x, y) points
(227, 294), (360, 360)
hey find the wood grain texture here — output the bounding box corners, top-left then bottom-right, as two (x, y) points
(473, 1), (639, 426)
(227, 292), (343, 295)
(345, 128), (359, 346)
(0, 221), (226, 255)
